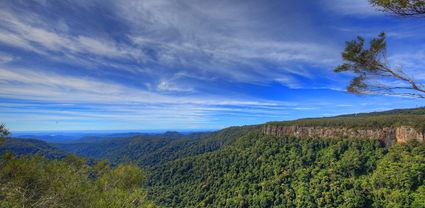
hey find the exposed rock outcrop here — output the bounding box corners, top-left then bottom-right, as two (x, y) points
(396, 126), (424, 144)
(262, 125), (424, 145)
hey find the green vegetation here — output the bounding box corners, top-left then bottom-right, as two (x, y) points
(0, 124), (10, 144)
(0, 153), (155, 208)
(267, 107), (425, 132)
(58, 125), (258, 167)
(335, 32), (425, 99)
(370, 0), (425, 16)
(0, 138), (65, 159)
(147, 133), (425, 208)
(336, 0), (425, 98)
(2, 108), (425, 208)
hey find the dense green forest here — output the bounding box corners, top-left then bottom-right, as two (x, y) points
(268, 107), (425, 131)
(0, 138), (65, 159)
(2, 108), (425, 207)
(56, 126), (258, 167)
(147, 133), (425, 207)
(0, 153), (155, 208)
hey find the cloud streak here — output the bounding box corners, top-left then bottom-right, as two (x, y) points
(321, 0), (381, 16)
(0, 67), (282, 107)
(0, 0), (423, 131)
(0, 10), (141, 61)
(0, 0), (340, 88)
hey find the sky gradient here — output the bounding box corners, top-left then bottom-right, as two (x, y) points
(1, 0), (425, 131)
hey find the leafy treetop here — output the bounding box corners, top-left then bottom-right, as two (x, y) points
(0, 123), (10, 144)
(335, 32), (425, 99)
(0, 123), (10, 138)
(370, 0), (425, 16)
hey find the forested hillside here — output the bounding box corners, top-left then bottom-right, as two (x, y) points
(0, 138), (65, 159)
(56, 125), (258, 167)
(147, 132), (425, 207)
(268, 107), (425, 131)
(2, 108), (425, 207)
(269, 114), (425, 132)
(338, 107), (425, 117)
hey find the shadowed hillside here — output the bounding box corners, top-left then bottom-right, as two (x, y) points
(56, 125), (259, 167)
(0, 138), (66, 159)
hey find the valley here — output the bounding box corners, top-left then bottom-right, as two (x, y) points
(2, 107), (425, 207)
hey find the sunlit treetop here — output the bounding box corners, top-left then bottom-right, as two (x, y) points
(370, 0), (425, 16)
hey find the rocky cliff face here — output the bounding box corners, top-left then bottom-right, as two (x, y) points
(395, 126), (424, 144)
(262, 125), (424, 145)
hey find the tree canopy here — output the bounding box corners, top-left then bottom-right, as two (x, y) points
(0, 153), (155, 208)
(0, 123), (10, 137)
(370, 0), (425, 16)
(147, 133), (425, 207)
(0, 123), (10, 144)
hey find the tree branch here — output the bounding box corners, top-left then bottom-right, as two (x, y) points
(335, 32), (425, 99)
(382, 66), (425, 93)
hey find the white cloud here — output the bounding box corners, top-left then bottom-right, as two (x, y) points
(76, 36), (133, 59)
(0, 31), (39, 52)
(118, 0), (340, 86)
(0, 0), (344, 91)
(0, 10), (140, 60)
(157, 80), (194, 92)
(388, 47), (425, 80)
(0, 67), (281, 106)
(0, 53), (14, 63)
(322, 0), (381, 16)
(0, 67), (306, 131)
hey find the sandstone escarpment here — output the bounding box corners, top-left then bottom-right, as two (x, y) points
(395, 126), (424, 144)
(262, 125), (424, 145)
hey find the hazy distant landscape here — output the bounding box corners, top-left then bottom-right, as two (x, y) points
(10, 129), (215, 143)
(1, 0), (425, 207)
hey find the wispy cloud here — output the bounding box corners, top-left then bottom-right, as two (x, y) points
(0, 0), (340, 89)
(0, 10), (141, 61)
(0, 53), (14, 63)
(321, 0), (381, 16)
(0, 0), (422, 131)
(388, 46), (425, 80)
(119, 0), (339, 84)
(0, 67), (282, 106)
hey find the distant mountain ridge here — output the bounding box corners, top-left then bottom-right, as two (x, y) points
(0, 138), (65, 159)
(54, 125), (258, 167)
(4, 107), (425, 163)
(337, 107), (425, 117)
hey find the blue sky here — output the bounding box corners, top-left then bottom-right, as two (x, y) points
(1, 0), (425, 131)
